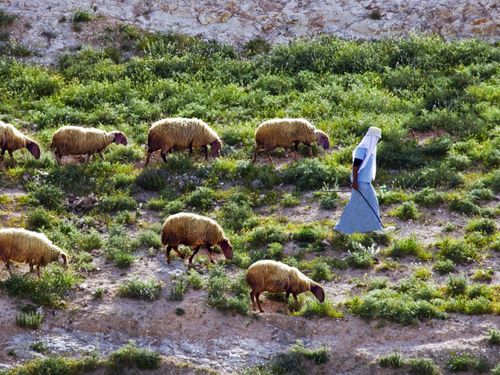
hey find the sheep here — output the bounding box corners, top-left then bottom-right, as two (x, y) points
(0, 228), (68, 277)
(145, 118), (222, 165)
(245, 260), (325, 313)
(50, 126), (128, 165)
(0, 121), (41, 165)
(161, 212), (233, 265)
(252, 118), (330, 163)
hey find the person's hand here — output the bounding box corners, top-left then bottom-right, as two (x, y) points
(352, 181), (359, 191)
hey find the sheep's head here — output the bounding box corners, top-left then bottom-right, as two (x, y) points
(112, 131), (128, 146)
(310, 284), (325, 303)
(210, 139), (222, 158)
(219, 239), (233, 260)
(314, 130), (330, 150)
(26, 141), (41, 159)
(50, 251), (68, 267)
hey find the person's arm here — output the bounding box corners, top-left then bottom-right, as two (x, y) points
(352, 158), (363, 190)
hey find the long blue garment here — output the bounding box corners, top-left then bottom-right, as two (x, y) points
(334, 182), (382, 234)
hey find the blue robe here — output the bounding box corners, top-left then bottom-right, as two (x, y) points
(334, 147), (382, 234)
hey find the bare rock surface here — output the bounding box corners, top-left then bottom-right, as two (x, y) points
(1, 0), (499, 64)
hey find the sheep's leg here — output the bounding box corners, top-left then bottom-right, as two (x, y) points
(252, 147), (259, 163)
(160, 151), (168, 163)
(293, 293), (298, 303)
(207, 245), (215, 264)
(256, 292), (264, 313)
(36, 265), (41, 278)
(8, 150), (15, 164)
(188, 142), (193, 155)
(250, 291), (256, 311)
(266, 148), (274, 164)
(188, 245), (201, 264)
(145, 151), (152, 166)
(54, 151), (62, 165)
(29, 263), (35, 273)
(201, 145), (208, 161)
(0, 147), (6, 161)
(173, 247), (185, 259)
(98, 151), (104, 160)
(305, 142), (313, 157)
(5, 260), (13, 277)
(166, 245), (173, 264)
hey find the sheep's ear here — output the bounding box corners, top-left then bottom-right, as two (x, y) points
(114, 132), (128, 146)
(310, 284), (325, 303)
(26, 141), (41, 159)
(60, 253), (68, 266)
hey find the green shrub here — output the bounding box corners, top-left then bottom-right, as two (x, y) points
(445, 274), (467, 296)
(292, 298), (343, 319)
(318, 191), (340, 209)
(379, 352), (405, 369)
(108, 341), (161, 372)
(488, 329), (500, 345)
(104, 226), (136, 268)
(187, 269), (204, 290)
(136, 169), (167, 191)
(346, 246), (376, 269)
(118, 279), (162, 301)
(449, 198), (480, 216)
(472, 268), (494, 282)
(99, 193), (137, 212)
(2, 355), (100, 375)
(1, 266), (79, 308)
(413, 188), (445, 207)
(135, 230), (161, 250)
(207, 267), (249, 315)
(281, 193), (301, 207)
(168, 275), (188, 301)
(433, 259), (455, 274)
(294, 225), (324, 245)
(26, 208), (56, 230)
(408, 357), (440, 375)
(221, 201), (253, 232)
(247, 224), (288, 248)
(246, 341), (328, 375)
(465, 218), (496, 235)
(447, 352), (489, 373)
(78, 229), (103, 252)
(386, 236), (430, 260)
(390, 201), (421, 220)
(29, 184), (65, 210)
(309, 260), (334, 282)
(16, 311), (44, 329)
(469, 188), (495, 202)
(73, 10), (93, 23)
(184, 187), (216, 210)
(435, 238), (477, 264)
(283, 159), (347, 191)
(29, 341), (48, 353)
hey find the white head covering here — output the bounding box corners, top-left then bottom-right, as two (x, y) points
(352, 126), (382, 181)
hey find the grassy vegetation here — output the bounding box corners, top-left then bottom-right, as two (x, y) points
(245, 341), (328, 375)
(1, 342), (162, 375)
(0, 25), (498, 347)
(118, 279), (163, 301)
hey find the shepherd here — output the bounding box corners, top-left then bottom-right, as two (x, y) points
(335, 127), (384, 234)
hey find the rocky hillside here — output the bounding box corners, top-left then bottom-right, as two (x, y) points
(1, 0), (499, 64)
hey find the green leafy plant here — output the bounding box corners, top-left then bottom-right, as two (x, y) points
(118, 279), (163, 301)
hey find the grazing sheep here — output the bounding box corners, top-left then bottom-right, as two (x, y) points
(50, 126), (128, 165)
(0, 228), (68, 277)
(246, 260), (325, 313)
(252, 118), (330, 163)
(0, 121), (41, 164)
(145, 118), (222, 165)
(161, 212), (233, 265)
